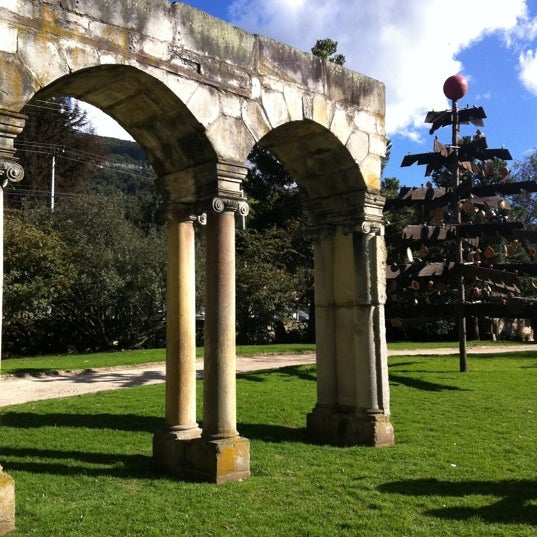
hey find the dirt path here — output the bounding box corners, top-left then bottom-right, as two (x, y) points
(0, 345), (534, 408)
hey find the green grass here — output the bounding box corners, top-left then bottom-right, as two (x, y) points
(0, 344), (316, 376)
(387, 339), (524, 351)
(1, 352), (537, 536)
(1, 340), (524, 376)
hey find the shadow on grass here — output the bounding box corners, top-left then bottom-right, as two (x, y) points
(1, 423), (309, 480)
(237, 365), (317, 383)
(389, 374), (466, 392)
(239, 422), (309, 443)
(471, 351), (537, 361)
(379, 478), (537, 526)
(0, 411), (162, 432)
(1, 446), (161, 479)
(2, 410), (309, 443)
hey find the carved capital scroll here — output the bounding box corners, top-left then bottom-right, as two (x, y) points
(305, 190), (385, 240)
(211, 196), (249, 216)
(160, 202), (206, 225)
(0, 159), (24, 188)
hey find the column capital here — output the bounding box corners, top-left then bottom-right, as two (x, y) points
(210, 196), (249, 216)
(198, 160), (250, 217)
(0, 109), (26, 159)
(305, 190), (385, 240)
(160, 202), (206, 225)
(210, 159), (249, 201)
(159, 160), (250, 223)
(0, 159), (24, 188)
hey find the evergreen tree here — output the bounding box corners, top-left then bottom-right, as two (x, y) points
(239, 147), (313, 344)
(13, 97), (107, 206)
(311, 38), (346, 65)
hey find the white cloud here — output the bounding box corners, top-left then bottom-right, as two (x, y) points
(500, 8), (537, 96)
(229, 0), (529, 140)
(519, 49), (537, 94)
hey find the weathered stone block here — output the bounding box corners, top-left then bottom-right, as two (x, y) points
(346, 130), (369, 163)
(0, 22), (17, 54)
(241, 100), (271, 141)
(0, 471), (15, 536)
(186, 437), (250, 484)
(261, 89), (289, 129)
(153, 427), (202, 477)
(307, 408), (394, 447)
(330, 107), (354, 145)
(153, 431), (250, 484)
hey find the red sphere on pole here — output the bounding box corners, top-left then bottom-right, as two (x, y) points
(443, 75), (468, 101)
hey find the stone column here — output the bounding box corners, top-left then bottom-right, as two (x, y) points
(202, 199), (239, 439)
(187, 161), (250, 483)
(306, 233), (340, 440)
(0, 108), (26, 536)
(153, 211), (202, 475)
(305, 190), (393, 447)
(350, 221), (394, 446)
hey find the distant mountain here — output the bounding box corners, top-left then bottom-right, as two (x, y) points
(97, 136), (150, 164)
(88, 136), (159, 228)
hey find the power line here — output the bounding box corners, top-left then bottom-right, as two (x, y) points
(6, 188), (160, 211)
(15, 147), (155, 180)
(16, 139), (146, 167)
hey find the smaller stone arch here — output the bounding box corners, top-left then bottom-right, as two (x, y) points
(253, 120), (393, 447)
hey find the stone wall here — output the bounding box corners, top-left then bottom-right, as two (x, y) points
(0, 0), (385, 193)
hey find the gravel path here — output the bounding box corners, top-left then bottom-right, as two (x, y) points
(0, 345), (534, 408)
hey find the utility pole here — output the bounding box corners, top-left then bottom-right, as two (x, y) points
(50, 152), (56, 211)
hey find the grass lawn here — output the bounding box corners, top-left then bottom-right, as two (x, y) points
(0, 344), (317, 376)
(1, 352), (536, 536)
(0, 340), (523, 376)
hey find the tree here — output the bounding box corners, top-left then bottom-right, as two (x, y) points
(87, 136), (160, 231)
(238, 147), (313, 344)
(311, 38), (346, 65)
(7, 100), (170, 355)
(511, 150), (537, 228)
(236, 226), (305, 344)
(48, 196), (166, 351)
(5, 197), (167, 355)
(3, 209), (76, 356)
(13, 97), (107, 206)
(243, 145), (303, 230)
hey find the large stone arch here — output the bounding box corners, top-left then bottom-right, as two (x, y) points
(34, 64), (217, 179)
(0, 1), (393, 505)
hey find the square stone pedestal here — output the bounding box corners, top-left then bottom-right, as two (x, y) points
(187, 436), (250, 484)
(307, 408), (394, 447)
(153, 431), (250, 483)
(0, 471), (15, 535)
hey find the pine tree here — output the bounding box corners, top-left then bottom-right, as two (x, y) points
(13, 97), (107, 206)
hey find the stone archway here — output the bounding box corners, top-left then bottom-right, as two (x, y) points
(256, 121), (393, 447)
(0, 1), (393, 506)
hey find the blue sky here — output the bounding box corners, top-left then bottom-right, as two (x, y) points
(91, 1), (537, 187)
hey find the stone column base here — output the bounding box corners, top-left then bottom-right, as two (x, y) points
(0, 471), (15, 535)
(153, 426), (202, 476)
(307, 408), (394, 447)
(153, 431), (250, 483)
(186, 436), (250, 484)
